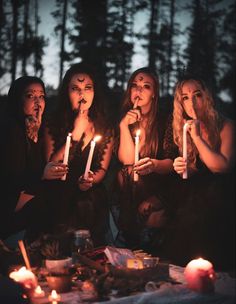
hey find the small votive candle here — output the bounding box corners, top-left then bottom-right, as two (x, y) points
(184, 258), (216, 293)
(33, 285), (45, 298)
(48, 289), (61, 302)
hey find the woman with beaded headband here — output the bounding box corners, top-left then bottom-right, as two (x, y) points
(161, 75), (235, 270)
(114, 67), (177, 250)
(44, 62), (114, 246)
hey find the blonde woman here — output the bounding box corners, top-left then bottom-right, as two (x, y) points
(173, 77), (235, 176)
(162, 76), (235, 270)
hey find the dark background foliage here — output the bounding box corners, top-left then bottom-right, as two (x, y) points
(0, 0), (235, 120)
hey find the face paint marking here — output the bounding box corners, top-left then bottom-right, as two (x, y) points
(77, 77), (85, 82)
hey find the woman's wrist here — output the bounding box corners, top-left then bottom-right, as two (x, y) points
(119, 120), (129, 130)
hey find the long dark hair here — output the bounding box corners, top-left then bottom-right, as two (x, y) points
(120, 67), (160, 158)
(56, 62), (108, 134)
(7, 76), (46, 125)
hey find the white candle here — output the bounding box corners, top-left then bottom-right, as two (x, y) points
(84, 135), (101, 179)
(182, 122), (189, 179)
(184, 258), (216, 293)
(61, 133), (72, 180)
(134, 129), (140, 182)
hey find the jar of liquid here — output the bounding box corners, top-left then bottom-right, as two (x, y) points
(72, 229), (94, 264)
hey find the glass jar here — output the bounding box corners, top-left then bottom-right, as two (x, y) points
(72, 229), (94, 264)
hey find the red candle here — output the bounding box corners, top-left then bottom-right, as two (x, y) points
(184, 258), (216, 293)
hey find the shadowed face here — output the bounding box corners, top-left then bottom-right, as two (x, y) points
(23, 83), (45, 120)
(68, 73), (94, 112)
(130, 73), (155, 113)
(181, 80), (204, 119)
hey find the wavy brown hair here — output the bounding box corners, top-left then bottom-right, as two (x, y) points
(172, 77), (223, 165)
(120, 67), (159, 158)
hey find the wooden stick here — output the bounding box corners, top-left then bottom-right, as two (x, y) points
(18, 240), (31, 270)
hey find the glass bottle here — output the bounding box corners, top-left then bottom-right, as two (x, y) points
(72, 229), (94, 264)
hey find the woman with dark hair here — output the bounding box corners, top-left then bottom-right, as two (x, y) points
(161, 76), (235, 270)
(44, 62), (114, 246)
(115, 67), (177, 250)
(0, 76), (63, 239)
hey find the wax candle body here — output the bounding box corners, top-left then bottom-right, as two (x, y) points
(184, 258), (216, 293)
(62, 133), (72, 180)
(134, 130), (140, 182)
(84, 135), (101, 179)
(182, 122), (189, 179)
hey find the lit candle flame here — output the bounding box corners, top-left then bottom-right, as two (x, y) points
(136, 129), (141, 137)
(48, 289), (61, 302)
(93, 135), (101, 142)
(33, 285), (45, 297)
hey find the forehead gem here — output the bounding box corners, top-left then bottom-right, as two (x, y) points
(139, 76), (144, 81)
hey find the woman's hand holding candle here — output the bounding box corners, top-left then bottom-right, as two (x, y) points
(78, 171), (94, 191)
(173, 156), (187, 175)
(43, 161), (68, 180)
(134, 157), (154, 175)
(184, 258), (216, 293)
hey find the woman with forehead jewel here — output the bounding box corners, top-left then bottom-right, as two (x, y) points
(114, 67), (178, 250)
(0, 76), (63, 241)
(44, 62), (114, 246)
(160, 75), (235, 270)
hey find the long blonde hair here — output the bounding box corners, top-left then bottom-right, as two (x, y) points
(172, 77), (222, 165)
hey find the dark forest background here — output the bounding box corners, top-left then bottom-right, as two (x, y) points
(0, 0), (235, 120)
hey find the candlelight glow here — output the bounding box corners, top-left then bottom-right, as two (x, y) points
(136, 129), (141, 137)
(33, 285), (45, 297)
(48, 289), (61, 301)
(93, 135), (101, 142)
(9, 266), (37, 291)
(184, 257), (216, 293)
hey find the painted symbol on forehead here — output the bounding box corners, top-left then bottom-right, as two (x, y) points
(77, 77), (85, 82)
(139, 76), (143, 81)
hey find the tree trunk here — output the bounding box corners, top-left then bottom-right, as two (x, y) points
(59, 0), (68, 84)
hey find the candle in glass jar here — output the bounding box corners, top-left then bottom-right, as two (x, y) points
(84, 135), (101, 179)
(61, 133), (72, 180)
(184, 258), (216, 293)
(182, 122), (189, 179)
(134, 129), (140, 182)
